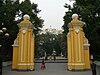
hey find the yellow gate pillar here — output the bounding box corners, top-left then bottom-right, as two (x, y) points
(67, 14), (90, 70)
(12, 14), (35, 70)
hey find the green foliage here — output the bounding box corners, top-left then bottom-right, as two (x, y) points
(41, 33), (56, 55)
(0, 0), (44, 61)
(0, 0), (3, 7)
(63, 0), (100, 57)
(19, 0), (44, 35)
(36, 32), (67, 57)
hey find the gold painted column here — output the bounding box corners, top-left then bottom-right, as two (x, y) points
(12, 15), (35, 70)
(67, 14), (90, 70)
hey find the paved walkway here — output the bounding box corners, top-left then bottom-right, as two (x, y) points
(3, 63), (92, 75)
(2, 58), (100, 75)
(95, 61), (100, 75)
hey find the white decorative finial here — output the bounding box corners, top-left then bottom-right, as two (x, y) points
(72, 14), (78, 19)
(23, 14), (30, 20)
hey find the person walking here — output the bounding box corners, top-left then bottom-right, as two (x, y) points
(54, 56), (56, 61)
(91, 60), (97, 75)
(41, 59), (46, 70)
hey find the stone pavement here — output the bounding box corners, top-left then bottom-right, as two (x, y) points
(3, 62), (92, 75)
(2, 57), (100, 75)
(95, 61), (100, 75)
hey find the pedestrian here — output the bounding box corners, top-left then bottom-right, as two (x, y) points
(91, 60), (97, 75)
(45, 56), (48, 60)
(41, 59), (46, 70)
(54, 56), (56, 61)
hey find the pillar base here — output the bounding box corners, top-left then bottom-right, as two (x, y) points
(68, 63), (88, 70)
(12, 69), (35, 71)
(12, 63), (34, 71)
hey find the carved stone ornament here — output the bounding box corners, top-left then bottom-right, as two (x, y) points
(22, 30), (26, 34)
(74, 28), (80, 33)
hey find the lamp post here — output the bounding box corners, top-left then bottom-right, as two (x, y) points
(0, 25), (9, 47)
(0, 23), (9, 74)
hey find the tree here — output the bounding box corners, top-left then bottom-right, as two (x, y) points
(57, 34), (67, 57)
(0, 0), (44, 61)
(0, 0), (3, 7)
(19, 0), (44, 35)
(63, 0), (100, 59)
(37, 30), (66, 57)
(0, 0), (19, 61)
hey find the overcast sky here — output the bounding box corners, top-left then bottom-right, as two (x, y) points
(20, 0), (74, 30)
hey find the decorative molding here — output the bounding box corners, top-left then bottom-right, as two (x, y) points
(84, 44), (90, 46)
(12, 44), (19, 47)
(68, 63), (85, 66)
(17, 63), (34, 66)
(22, 30), (26, 34)
(74, 28), (80, 33)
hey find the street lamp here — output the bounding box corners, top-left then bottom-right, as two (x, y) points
(0, 23), (9, 74)
(0, 27), (9, 46)
(0, 23), (9, 37)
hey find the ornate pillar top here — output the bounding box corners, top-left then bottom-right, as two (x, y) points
(71, 14), (81, 22)
(72, 14), (78, 19)
(23, 14), (30, 20)
(68, 14), (85, 28)
(19, 14), (32, 29)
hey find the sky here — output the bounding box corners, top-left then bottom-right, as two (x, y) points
(20, 0), (74, 30)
